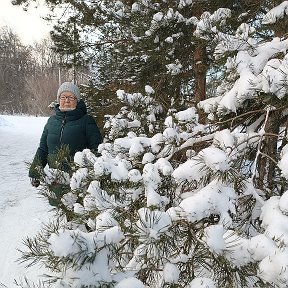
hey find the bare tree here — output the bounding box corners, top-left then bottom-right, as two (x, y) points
(0, 26), (30, 114)
(0, 29), (79, 115)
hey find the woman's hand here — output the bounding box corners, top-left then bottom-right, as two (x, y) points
(30, 178), (40, 187)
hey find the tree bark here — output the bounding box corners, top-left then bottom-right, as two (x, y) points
(193, 43), (207, 103)
(257, 109), (281, 197)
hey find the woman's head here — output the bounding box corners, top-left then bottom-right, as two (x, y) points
(57, 82), (81, 111)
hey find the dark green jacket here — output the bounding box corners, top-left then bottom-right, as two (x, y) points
(29, 100), (102, 178)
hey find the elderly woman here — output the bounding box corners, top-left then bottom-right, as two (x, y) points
(29, 82), (102, 190)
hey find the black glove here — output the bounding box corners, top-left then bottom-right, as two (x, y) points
(31, 178), (40, 187)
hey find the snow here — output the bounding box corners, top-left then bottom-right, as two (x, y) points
(278, 152), (288, 178)
(115, 277), (145, 288)
(189, 277), (216, 287)
(203, 30), (288, 115)
(262, 1), (288, 24)
(203, 224), (226, 254)
(258, 248), (288, 286)
(0, 115), (52, 287)
(136, 208), (172, 240)
(163, 262), (180, 283)
(170, 181), (236, 226)
(260, 195), (288, 245)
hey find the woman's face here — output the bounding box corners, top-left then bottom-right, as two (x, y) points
(59, 91), (78, 110)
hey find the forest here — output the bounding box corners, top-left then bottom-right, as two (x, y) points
(0, 26), (88, 115)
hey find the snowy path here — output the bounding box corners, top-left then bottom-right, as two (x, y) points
(0, 115), (52, 287)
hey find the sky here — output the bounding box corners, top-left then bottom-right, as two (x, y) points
(0, 0), (52, 45)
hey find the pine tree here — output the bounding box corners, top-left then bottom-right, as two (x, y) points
(19, 84), (279, 287)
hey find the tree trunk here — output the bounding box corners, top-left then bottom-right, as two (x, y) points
(193, 43), (207, 103)
(257, 109), (280, 197)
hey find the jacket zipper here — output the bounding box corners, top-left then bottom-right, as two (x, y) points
(60, 114), (66, 143)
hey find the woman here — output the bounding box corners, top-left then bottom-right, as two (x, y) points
(29, 81), (102, 189)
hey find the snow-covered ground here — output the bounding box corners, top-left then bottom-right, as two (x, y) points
(0, 115), (52, 287)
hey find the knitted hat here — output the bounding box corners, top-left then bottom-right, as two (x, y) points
(57, 82), (81, 102)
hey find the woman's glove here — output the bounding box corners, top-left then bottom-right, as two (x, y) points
(31, 178), (40, 187)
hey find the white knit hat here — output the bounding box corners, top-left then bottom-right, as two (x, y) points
(57, 82), (81, 102)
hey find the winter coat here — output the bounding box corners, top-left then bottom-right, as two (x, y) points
(29, 99), (102, 178)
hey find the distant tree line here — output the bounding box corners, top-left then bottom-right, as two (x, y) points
(0, 26), (88, 115)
